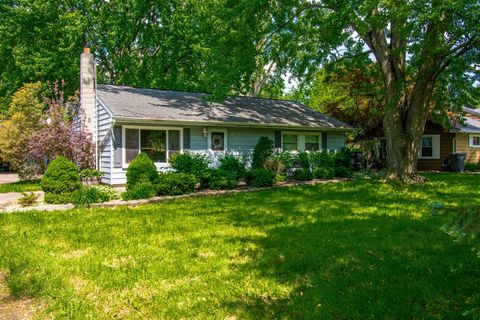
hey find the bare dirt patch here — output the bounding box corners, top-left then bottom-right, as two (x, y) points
(0, 271), (41, 320)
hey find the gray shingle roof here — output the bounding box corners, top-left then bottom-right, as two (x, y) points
(455, 108), (480, 133)
(97, 84), (351, 130)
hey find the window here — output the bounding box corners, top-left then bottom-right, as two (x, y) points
(421, 136), (433, 157)
(282, 134), (298, 151)
(470, 134), (480, 148)
(419, 135), (440, 159)
(305, 135), (320, 151)
(211, 132), (225, 151)
(124, 128), (182, 165)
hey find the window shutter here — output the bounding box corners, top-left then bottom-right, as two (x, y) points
(322, 132), (328, 151)
(433, 135), (441, 159)
(274, 130), (281, 149)
(113, 126), (122, 168)
(183, 128), (191, 150)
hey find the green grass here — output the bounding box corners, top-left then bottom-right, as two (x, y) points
(1, 173), (479, 319)
(0, 179), (41, 193)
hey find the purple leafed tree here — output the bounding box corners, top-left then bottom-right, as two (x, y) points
(27, 81), (95, 174)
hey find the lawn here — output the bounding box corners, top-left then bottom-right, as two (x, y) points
(1, 173), (479, 319)
(0, 179), (41, 193)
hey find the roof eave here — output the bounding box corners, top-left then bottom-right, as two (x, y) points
(112, 116), (353, 131)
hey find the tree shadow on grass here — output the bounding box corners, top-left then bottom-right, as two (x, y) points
(212, 183), (480, 319)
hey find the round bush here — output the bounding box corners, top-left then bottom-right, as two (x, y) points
(334, 166), (353, 178)
(251, 136), (274, 169)
(292, 168), (313, 181)
(313, 166), (335, 179)
(156, 172), (197, 196)
(293, 152), (310, 170)
(169, 152), (210, 177)
(218, 155), (246, 180)
(41, 156), (81, 204)
(126, 153), (160, 190)
(201, 169), (237, 190)
(246, 168), (275, 188)
(122, 181), (156, 200)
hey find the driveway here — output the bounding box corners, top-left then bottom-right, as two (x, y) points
(0, 173), (19, 184)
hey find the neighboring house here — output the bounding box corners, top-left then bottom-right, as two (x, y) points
(417, 108), (480, 171)
(79, 49), (351, 185)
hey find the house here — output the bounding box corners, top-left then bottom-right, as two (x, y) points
(417, 109), (480, 171)
(79, 49), (351, 185)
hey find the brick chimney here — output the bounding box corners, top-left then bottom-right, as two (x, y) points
(80, 48), (96, 136)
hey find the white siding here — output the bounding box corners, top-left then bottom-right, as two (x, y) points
(97, 101), (112, 184)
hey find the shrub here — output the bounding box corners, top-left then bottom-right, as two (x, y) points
(310, 151), (334, 168)
(264, 153), (287, 175)
(465, 162), (480, 172)
(292, 168), (313, 181)
(122, 181), (156, 200)
(41, 156), (81, 204)
(71, 185), (117, 207)
(170, 152), (210, 177)
(18, 192), (39, 207)
(125, 153), (159, 191)
(251, 136), (274, 169)
(246, 168), (275, 188)
(80, 169), (103, 179)
(201, 169), (237, 190)
(334, 166), (353, 178)
(274, 173), (287, 183)
(333, 148), (352, 168)
(156, 172), (197, 196)
(293, 152), (310, 170)
(313, 167), (335, 179)
(218, 155), (246, 180)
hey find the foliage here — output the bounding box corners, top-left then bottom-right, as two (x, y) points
(264, 152), (292, 174)
(17, 192), (39, 207)
(156, 173), (197, 196)
(201, 169), (238, 190)
(246, 168), (275, 188)
(465, 163), (480, 172)
(0, 180), (41, 193)
(41, 156), (81, 204)
(125, 153), (160, 191)
(292, 168), (313, 181)
(122, 181), (156, 201)
(71, 186), (116, 207)
(27, 81), (95, 172)
(0, 173), (479, 318)
(292, 152), (310, 170)
(333, 149), (352, 169)
(334, 166), (353, 178)
(218, 154), (246, 180)
(274, 173), (287, 183)
(0, 83), (45, 178)
(169, 152), (210, 177)
(312, 167), (335, 180)
(251, 136), (274, 169)
(445, 206), (480, 258)
(80, 169), (103, 179)
(310, 151), (334, 169)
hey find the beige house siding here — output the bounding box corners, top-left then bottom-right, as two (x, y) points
(455, 133), (480, 163)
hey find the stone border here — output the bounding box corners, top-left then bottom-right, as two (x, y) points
(1, 178), (347, 213)
(90, 178), (348, 209)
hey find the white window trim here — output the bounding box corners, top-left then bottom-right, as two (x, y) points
(122, 125), (184, 168)
(207, 128), (228, 152)
(418, 134), (440, 159)
(281, 131), (322, 152)
(469, 134), (480, 148)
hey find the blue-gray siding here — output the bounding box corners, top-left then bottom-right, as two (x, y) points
(100, 122), (346, 185)
(97, 102), (112, 184)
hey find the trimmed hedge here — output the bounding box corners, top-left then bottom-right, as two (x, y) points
(170, 152), (210, 177)
(292, 168), (313, 181)
(122, 181), (156, 200)
(218, 155), (246, 180)
(156, 172), (197, 196)
(201, 169), (238, 190)
(126, 153), (160, 190)
(41, 156), (81, 204)
(246, 168), (275, 188)
(252, 136), (274, 169)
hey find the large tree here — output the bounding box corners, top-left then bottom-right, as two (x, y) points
(217, 0), (480, 181)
